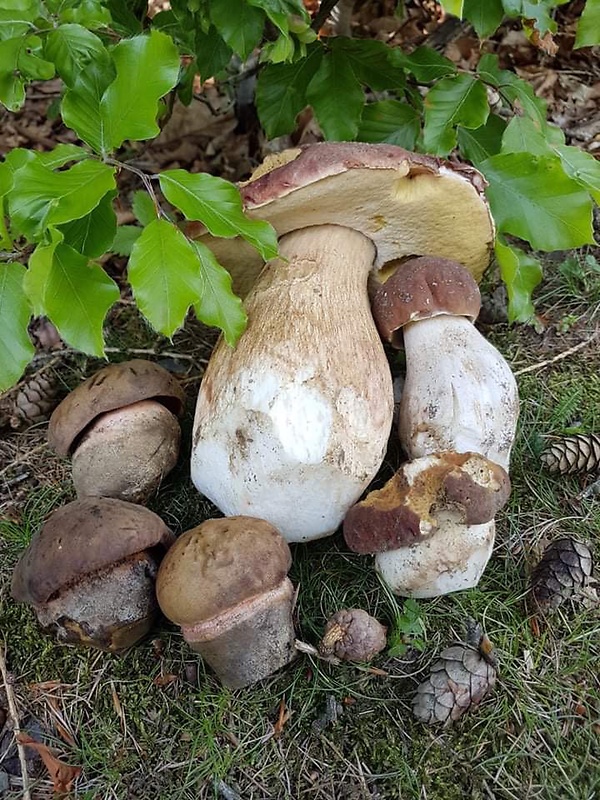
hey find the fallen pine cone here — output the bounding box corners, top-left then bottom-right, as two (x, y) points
(0, 367), (60, 430)
(529, 537), (594, 614)
(541, 434), (600, 475)
(319, 609), (387, 662)
(412, 622), (497, 726)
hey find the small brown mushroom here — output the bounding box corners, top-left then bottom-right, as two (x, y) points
(319, 609), (387, 662)
(48, 360), (185, 503)
(11, 498), (174, 651)
(156, 516), (297, 689)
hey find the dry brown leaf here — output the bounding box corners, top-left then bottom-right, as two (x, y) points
(17, 733), (81, 794)
(530, 28), (559, 56)
(273, 698), (290, 738)
(152, 673), (179, 687)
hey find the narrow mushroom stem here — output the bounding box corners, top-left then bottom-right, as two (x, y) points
(191, 224), (394, 542)
(399, 315), (519, 470)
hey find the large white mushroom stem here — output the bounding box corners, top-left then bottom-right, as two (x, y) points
(191, 224), (394, 543)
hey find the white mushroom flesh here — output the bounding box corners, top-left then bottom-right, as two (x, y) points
(375, 518), (495, 598)
(191, 224), (394, 542)
(399, 315), (519, 470)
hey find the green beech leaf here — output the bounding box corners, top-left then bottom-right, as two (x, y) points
(501, 116), (551, 156)
(61, 48), (116, 153)
(440, 1), (464, 15)
(36, 144), (89, 169)
(256, 43), (323, 138)
(44, 24), (106, 87)
(0, 1), (39, 42)
(101, 31), (181, 150)
(306, 45), (364, 140)
(159, 170), (278, 261)
(7, 158), (116, 241)
(397, 46), (457, 83)
(127, 218), (204, 337)
(24, 231), (119, 356)
(331, 38), (406, 91)
(58, 191), (117, 257)
(553, 144), (600, 204)
(0, 263), (34, 391)
(0, 38), (27, 110)
(59, 0), (111, 28)
(0, 161), (14, 248)
(111, 224), (142, 256)
(132, 190), (158, 226)
(494, 237), (543, 323)
(481, 152), (595, 250)
(457, 114), (506, 165)
(423, 74), (489, 155)
(357, 101), (420, 149)
(191, 240), (247, 346)
(18, 35), (55, 80)
(195, 26), (233, 78)
(575, 0), (600, 47)
(520, 0), (556, 35)
(463, 0), (505, 36)
(103, 0), (145, 36)
(477, 53), (546, 127)
(209, 0), (265, 60)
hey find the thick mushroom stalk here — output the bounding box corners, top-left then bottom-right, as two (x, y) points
(191, 225), (393, 542)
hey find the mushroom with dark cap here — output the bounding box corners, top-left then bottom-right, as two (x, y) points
(370, 256), (519, 470)
(190, 143), (495, 542)
(11, 497), (175, 651)
(156, 516), (297, 689)
(48, 360), (185, 504)
(319, 609), (387, 662)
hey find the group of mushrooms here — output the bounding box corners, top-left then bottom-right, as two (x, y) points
(11, 143), (519, 689)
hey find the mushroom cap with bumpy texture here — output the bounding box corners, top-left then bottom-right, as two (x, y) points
(11, 497), (174, 605)
(156, 516), (292, 627)
(371, 256), (482, 347)
(189, 142), (495, 297)
(48, 360), (186, 456)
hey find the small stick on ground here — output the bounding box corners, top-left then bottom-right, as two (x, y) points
(0, 644), (31, 800)
(514, 329), (599, 376)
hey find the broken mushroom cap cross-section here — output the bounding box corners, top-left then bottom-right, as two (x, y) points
(190, 142), (495, 543)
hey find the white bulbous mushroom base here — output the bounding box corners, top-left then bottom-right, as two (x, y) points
(375, 519), (495, 598)
(191, 225), (394, 543)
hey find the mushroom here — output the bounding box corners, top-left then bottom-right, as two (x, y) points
(343, 452), (510, 555)
(48, 360), (185, 504)
(156, 516), (297, 689)
(319, 608), (387, 662)
(190, 143), (495, 542)
(370, 256), (519, 470)
(11, 497), (174, 651)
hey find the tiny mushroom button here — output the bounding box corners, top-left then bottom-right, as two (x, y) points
(190, 143), (495, 543)
(48, 360), (186, 504)
(11, 497), (175, 651)
(156, 516), (297, 689)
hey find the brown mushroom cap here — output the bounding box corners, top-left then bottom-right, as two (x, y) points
(48, 360), (186, 457)
(11, 497), (174, 605)
(344, 452), (510, 555)
(371, 256), (482, 347)
(189, 142), (494, 297)
(156, 516), (292, 627)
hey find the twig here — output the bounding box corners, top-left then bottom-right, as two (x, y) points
(311, 0), (342, 31)
(103, 347), (197, 361)
(513, 329), (599, 376)
(0, 442), (51, 480)
(0, 645), (31, 800)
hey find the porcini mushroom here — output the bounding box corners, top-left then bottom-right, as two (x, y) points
(319, 608), (387, 662)
(156, 516), (296, 689)
(48, 360), (185, 504)
(11, 497), (174, 651)
(190, 143), (495, 542)
(370, 256), (519, 470)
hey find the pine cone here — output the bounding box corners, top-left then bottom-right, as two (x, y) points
(0, 368), (60, 430)
(541, 434), (600, 475)
(529, 537), (594, 614)
(412, 625), (497, 726)
(319, 609), (387, 662)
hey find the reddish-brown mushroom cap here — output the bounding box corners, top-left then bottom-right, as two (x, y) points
(11, 497), (174, 605)
(48, 360), (186, 457)
(156, 516), (292, 627)
(371, 256), (482, 347)
(344, 452), (510, 555)
(189, 143), (495, 297)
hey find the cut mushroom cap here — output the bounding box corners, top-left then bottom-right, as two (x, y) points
(48, 360), (185, 457)
(190, 142), (495, 296)
(343, 452), (510, 555)
(156, 516), (296, 688)
(371, 256), (482, 347)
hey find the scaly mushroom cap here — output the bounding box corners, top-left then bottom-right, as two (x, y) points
(156, 516), (292, 627)
(371, 256), (482, 347)
(11, 497), (174, 605)
(189, 142), (495, 297)
(344, 452), (510, 555)
(48, 360), (186, 456)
